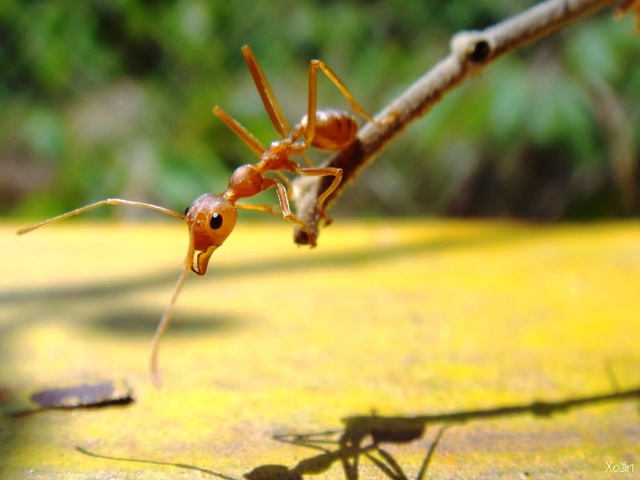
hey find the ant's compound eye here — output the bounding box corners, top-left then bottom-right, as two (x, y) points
(184, 206), (190, 216)
(209, 212), (223, 230)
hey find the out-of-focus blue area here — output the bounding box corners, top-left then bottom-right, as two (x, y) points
(1, 1), (638, 220)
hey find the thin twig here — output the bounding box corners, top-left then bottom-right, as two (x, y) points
(291, 0), (621, 245)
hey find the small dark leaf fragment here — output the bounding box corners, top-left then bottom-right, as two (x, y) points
(30, 380), (134, 409)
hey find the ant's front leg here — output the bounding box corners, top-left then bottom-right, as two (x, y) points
(251, 178), (318, 247)
(295, 166), (343, 226)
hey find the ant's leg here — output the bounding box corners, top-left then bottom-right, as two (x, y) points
(17, 199), (184, 235)
(273, 430), (343, 452)
(235, 202), (282, 216)
(415, 427), (448, 480)
(365, 446), (408, 480)
(274, 183), (317, 246)
(213, 106), (265, 158)
(308, 60), (394, 131)
(273, 171), (299, 201)
(238, 191), (317, 247)
(246, 178), (316, 246)
(237, 200), (318, 245)
(300, 152), (315, 168)
(301, 60), (319, 147)
(295, 166), (343, 225)
(299, 58), (382, 150)
(241, 45), (292, 139)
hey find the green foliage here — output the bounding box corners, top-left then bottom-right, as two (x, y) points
(1, 1), (638, 219)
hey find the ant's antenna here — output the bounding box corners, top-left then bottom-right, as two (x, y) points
(17, 199), (185, 235)
(18, 198), (188, 387)
(149, 247), (194, 387)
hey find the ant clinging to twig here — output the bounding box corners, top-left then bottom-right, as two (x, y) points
(18, 45), (391, 386)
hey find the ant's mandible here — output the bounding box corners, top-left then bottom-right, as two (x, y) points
(17, 45), (389, 385)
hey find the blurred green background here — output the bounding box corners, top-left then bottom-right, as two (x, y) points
(1, 1), (639, 222)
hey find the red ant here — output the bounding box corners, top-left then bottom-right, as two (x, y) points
(18, 45), (390, 385)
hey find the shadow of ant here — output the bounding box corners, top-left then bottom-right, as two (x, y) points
(76, 382), (640, 479)
(266, 425), (447, 480)
(76, 426), (446, 480)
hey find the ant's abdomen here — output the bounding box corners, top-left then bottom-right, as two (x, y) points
(309, 109), (359, 151)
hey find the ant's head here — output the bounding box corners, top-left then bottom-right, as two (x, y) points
(184, 194), (237, 275)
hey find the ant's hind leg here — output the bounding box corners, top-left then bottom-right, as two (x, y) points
(309, 60), (395, 128)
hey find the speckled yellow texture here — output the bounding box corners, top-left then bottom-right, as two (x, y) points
(1, 220), (638, 479)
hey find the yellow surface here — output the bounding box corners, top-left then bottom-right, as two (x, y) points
(1, 219), (639, 479)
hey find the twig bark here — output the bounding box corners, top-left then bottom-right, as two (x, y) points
(291, 0), (622, 245)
